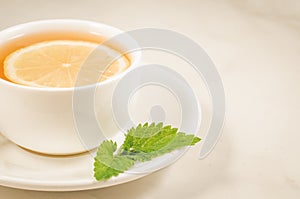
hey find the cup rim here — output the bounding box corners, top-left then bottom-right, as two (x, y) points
(0, 19), (141, 91)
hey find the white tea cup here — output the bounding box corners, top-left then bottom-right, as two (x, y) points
(0, 19), (141, 155)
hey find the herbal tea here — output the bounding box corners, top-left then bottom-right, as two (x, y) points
(0, 31), (130, 87)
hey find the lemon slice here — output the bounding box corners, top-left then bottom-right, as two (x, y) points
(4, 40), (129, 88)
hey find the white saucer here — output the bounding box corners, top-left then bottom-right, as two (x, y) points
(0, 132), (148, 191)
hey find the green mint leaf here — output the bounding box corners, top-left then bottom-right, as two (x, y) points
(94, 140), (134, 181)
(122, 122), (178, 153)
(122, 124), (201, 162)
(94, 123), (201, 181)
(157, 132), (201, 153)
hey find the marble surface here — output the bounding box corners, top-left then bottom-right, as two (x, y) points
(0, 0), (299, 198)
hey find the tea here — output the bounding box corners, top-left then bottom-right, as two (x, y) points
(0, 31), (131, 87)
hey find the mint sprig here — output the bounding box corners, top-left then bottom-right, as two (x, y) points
(94, 123), (201, 181)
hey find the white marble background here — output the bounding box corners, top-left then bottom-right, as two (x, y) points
(0, 0), (299, 198)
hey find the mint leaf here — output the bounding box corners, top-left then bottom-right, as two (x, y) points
(94, 141), (134, 181)
(94, 123), (201, 181)
(122, 123), (177, 153)
(121, 123), (201, 162)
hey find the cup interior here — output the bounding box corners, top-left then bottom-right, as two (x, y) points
(0, 19), (141, 89)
